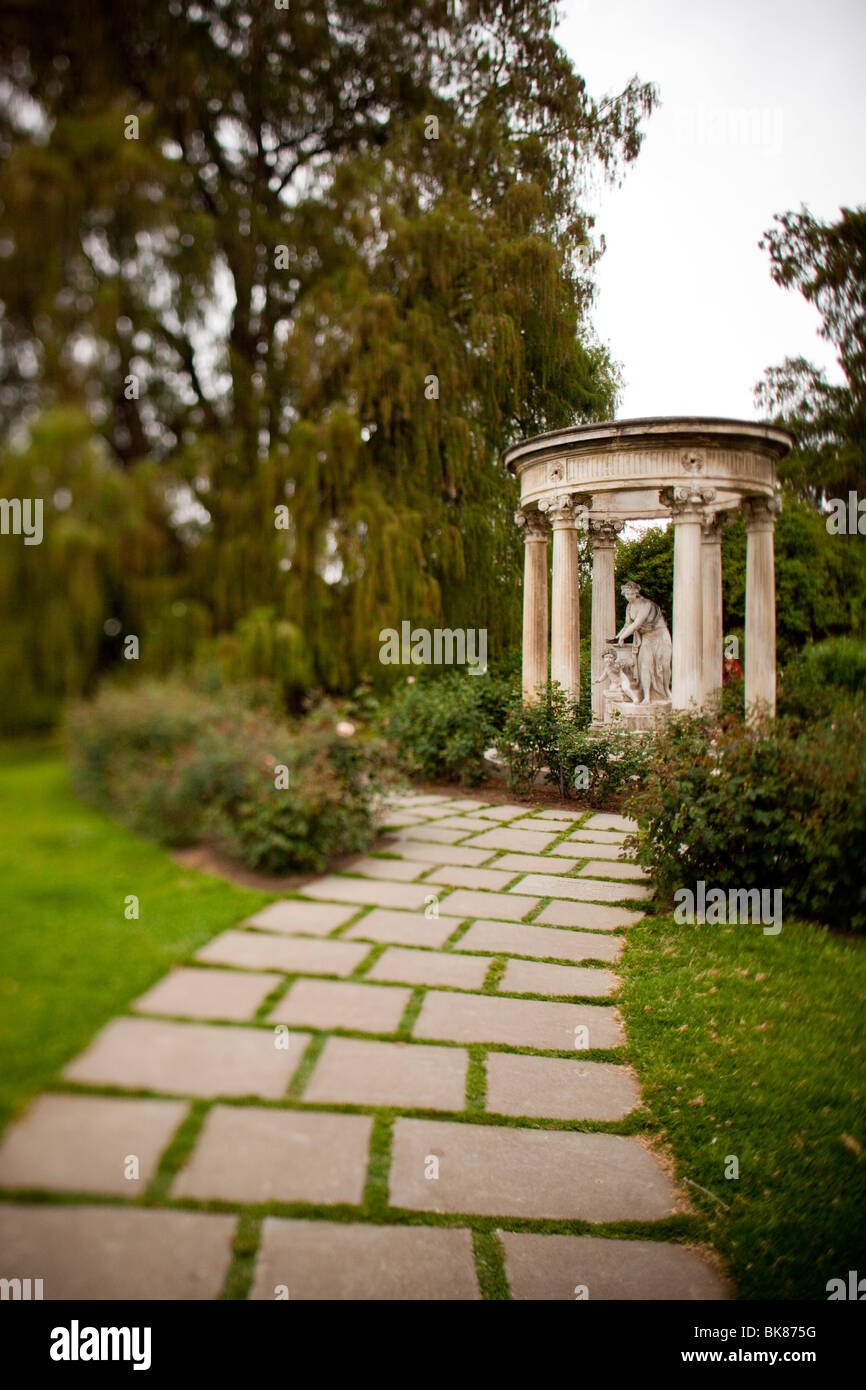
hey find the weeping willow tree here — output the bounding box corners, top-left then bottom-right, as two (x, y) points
(0, 0), (656, 710)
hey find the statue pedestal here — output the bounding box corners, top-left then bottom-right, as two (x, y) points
(603, 695), (672, 730)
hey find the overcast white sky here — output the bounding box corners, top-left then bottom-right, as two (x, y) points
(557, 0), (865, 420)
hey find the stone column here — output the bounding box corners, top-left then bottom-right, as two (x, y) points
(663, 486), (714, 711)
(515, 507), (550, 704)
(701, 512), (725, 705)
(589, 518), (621, 721)
(743, 495), (781, 718)
(539, 493), (583, 701)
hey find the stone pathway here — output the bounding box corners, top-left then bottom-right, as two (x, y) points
(0, 795), (728, 1301)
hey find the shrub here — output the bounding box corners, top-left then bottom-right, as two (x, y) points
(502, 682), (654, 802)
(779, 636), (866, 722)
(624, 703), (866, 932)
(383, 670), (518, 785)
(66, 681), (385, 873)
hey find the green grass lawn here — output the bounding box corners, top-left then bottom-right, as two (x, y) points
(0, 742), (271, 1134)
(620, 911), (866, 1300)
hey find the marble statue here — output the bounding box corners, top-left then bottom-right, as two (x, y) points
(615, 581), (672, 704)
(593, 648), (640, 704)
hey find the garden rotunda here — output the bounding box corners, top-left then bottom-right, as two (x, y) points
(505, 417), (794, 722)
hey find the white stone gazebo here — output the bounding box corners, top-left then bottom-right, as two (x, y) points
(505, 417), (794, 721)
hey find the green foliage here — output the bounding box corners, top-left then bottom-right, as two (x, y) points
(502, 681), (654, 803)
(66, 681), (385, 872)
(625, 705), (866, 932)
(779, 636), (866, 722)
(384, 669), (517, 785)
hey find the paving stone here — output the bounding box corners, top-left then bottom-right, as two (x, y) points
(499, 959), (620, 999)
(0, 1094), (186, 1195)
(430, 816), (498, 832)
(63, 1017), (309, 1099)
(466, 827), (558, 853)
(579, 859), (650, 881)
(378, 812), (429, 828)
(490, 852), (579, 874)
(389, 1119), (678, 1221)
(436, 888), (540, 921)
(197, 929), (372, 976)
(340, 856), (428, 882)
(243, 900), (358, 936)
(132, 967), (282, 1021)
(508, 818), (574, 835)
(486, 1054), (640, 1120)
(268, 978), (411, 1034)
(250, 1219), (480, 1300)
(392, 824), (469, 844)
(421, 801), (491, 818)
(304, 1037), (468, 1111)
(509, 873), (651, 904)
(392, 794), (454, 806)
(173, 1106), (372, 1206)
(366, 946), (493, 991)
(500, 1232), (729, 1301)
(556, 838), (630, 861)
(0, 1204), (235, 1300)
(344, 907), (458, 949)
(567, 827), (629, 844)
(382, 840), (493, 868)
(423, 864), (517, 892)
(299, 875), (433, 911)
(414, 990), (624, 1051)
(457, 920), (623, 964)
(534, 900), (643, 931)
(585, 813), (638, 832)
(440, 799), (490, 812)
(475, 804), (531, 820)
(535, 809), (583, 820)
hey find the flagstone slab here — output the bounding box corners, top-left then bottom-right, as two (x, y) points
(431, 816), (499, 832)
(499, 959), (621, 999)
(499, 1232), (728, 1301)
(567, 828), (630, 844)
(423, 865), (518, 892)
(485, 1054), (640, 1121)
(244, 900), (358, 936)
(303, 1037), (468, 1111)
(437, 889), (540, 922)
(457, 920), (624, 964)
(509, 818), (574, 835)
(580, 860), (649, 882)
(422, 802), (492, 818)
(491, 852), (579, 874)
(344, 908), (457, 950)
(197, 930), (372, 976)
(0, 1094), (186, 1195)
(268, 978), (411, 1034)
(379, 813), (430, 828)
(340, 856), (428, 882)
(389, 1120), (678, 1221)
(250, 1219), (481, 1301)
(585, 813), (639, 832)
(391, 794), (454, 806)
(509, 874), (651, 904)
(393, 825), (469, 844)
(0, 1204), (235, 1300)
(173, 1106), (372, 1206)
(413, 991), (624, 1051)
(63, 1017), (309, 1100)
(382, 840), (493, 868)
(475, 804), (531, 820)
(535, 809), (583, 820)
(466, 827), (558, 853)
(366, 947), (493, 991)
(299, 876), (433, 911)
(534, 901), (642, 931)
(555, 839), (629, 861)
(132, 967), (282, 1021)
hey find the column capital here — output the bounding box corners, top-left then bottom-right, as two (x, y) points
(514, 506), (550, 542)
(660, 485), (717, 520)
(701, 508), (734, 542)
(742, 494), (782, 532)
(538, 492), (588, 530)
(588, 517), (623, 547)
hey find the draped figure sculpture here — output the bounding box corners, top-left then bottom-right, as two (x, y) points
(614, 581), (672, 704)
